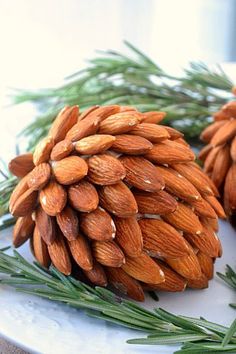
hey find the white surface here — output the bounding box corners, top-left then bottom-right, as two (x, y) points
(0, 220), (235, 354)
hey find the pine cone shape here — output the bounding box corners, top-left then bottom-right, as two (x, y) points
(9, 104), (223, 301)
(199, 101), (236, 220)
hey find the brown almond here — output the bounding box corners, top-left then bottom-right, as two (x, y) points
(222, 101), (236, 117)
(13, 215), (35, 248)
(162, 126), (184, 140)
(201, 216), (219, 232)
(35, 206), (56, 245)
(68, 234), (93, 271)
(224, 163), (236, 213)
(230, 136), (236, 161)
(80, 207), (115, 241)
(56, 206), (79, 241)
(39, 180), (67, 216)
(141, 111), (166, 124)
(83, 261), (108, 287)
(99, 181), (138, 217)
(145, 139), (195, 164)
(133, 189), (177, 215)
(98, 112), (140, 134)
(68, 181), (99, 212)
(27, 163), (51, 190)
(203, 146), (221, 173)
(200, 120), (227, 142)
(156, 165), (202, 201)
(33, 136), (54, 166)
(106, 267), (145, 302)
(65, 116), (99, 142)
(52, 156), (88, 185)
(166, 243), (202, 280)
(190, 197), (217, 219)
(122, 252), (165, 284)
(10, 188), (38, 217)
(129, 123), (169, 142)
(119, 106), (137, 113)
(142, 261), (187, 292)
(162, 202), (203, 235)
(75, 134), (115, 155)
(111, 135), (153, 154)
(198, 144), (212, 161)
(174, 137), (189, 147)
(120, 156), (164, 192)
(204, 195), (226, 219)
(197, 251), (214, 280)
(9, 175), (29, 211)
(210, 119), (236, 147)
(187, 274), (208, 289)
(213, 110), (231, 121)
(114, 216), (143, 257)
(50, 139), (74, 161)
(48, 105), (79, 143)
(80, 105), (120, 123)
(211, 144), (231, 188)
(78, 105), (100, 121)
(172, 163), (214, 196)
(87, 154), (126, 185)
(139, 218), (190, 258)
(33, 226), (51, 268)
(9, 153), (34, 178)
(92, 240), (125, 267)
(48, 232), (72, 275)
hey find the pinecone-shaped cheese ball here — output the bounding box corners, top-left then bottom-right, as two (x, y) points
(9, 104), (224, 301)
(199, 101), (236, 220)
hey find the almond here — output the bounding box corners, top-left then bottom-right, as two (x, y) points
(27, 163), (51, 190)
(78, 105), (100, 121)
(204, 195), (226, 219)
(39, 180), (67, 216)
(156, 165), (201, 201)
(198, 144), (212, 161)
(9, 175), (29, 211)
(122, 252), (165, 284)
(50, 139), (74, 161)
(203, 146), (221, 173)
(9, 153), (34, 178)
(81, 105), (120, 123)
(48, 105), (79, 143)
(142, 261), (187, 292)
(65, 116), (99, 142)
(197, 251), (214, 280)
(162, 202), (203, 235)
(68, 180), (99, 212)
(119, 106), (137, 113)
(68, 233), (93, 271)
(211, 144), (231, 188)
(80, 207), (115, 241)
(35, 206), (56, 245)
(52, 156), (88, 185)
(10, 188), (38, 217)
(33, 136), (54, 166)
(33, 226), (51, 268)
(99, 181), (138, 217)
(114, 216), (143, 257)
(190, 197), (217, 219)
(120, 156), (164, 192)
(172, 163), (214, 196)
(166, 243), (202, 280)
(133, 189), (177, 215)
(75, 134), (115, 155)
(145, 139), (195, 164)
(162, 126), (184, 140)
(200, 120), (227, 142)
(129, 123), (169, 142)
(201, 216), (219, 232)
(92, 240), (125, 267)
(56, 206), (79, 241)
(13, 215), (35, 248)
(224, 163), (236, 213)
(174, 137), (190, 146)
(210, 119), (236, 147)
(222, 101), (236, 117)
(48, 231), (72, 275)
(98, 112), (140, 134)
(87, 154), (126, 185)
(213, 110), (231, 121)
(187, 274), (208, 289)
(141, 111), (166, 124)
(111, 134), (153, 154)
(83, 261), (108, 287)
(139, 218), (190, 258)
(106, 267), (145, 301)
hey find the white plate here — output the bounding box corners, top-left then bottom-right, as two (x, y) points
(0, 220), (235, 354)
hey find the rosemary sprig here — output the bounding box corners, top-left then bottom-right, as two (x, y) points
(0, 250), (235, 353)
(217, 265), (236, 309)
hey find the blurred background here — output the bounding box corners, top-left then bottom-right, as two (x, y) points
(0, 0), (236, 162)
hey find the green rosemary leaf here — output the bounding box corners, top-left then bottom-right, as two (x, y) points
(127, 332), (209, 345)
(222, 319), (236, 347)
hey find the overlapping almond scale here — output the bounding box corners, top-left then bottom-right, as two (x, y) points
(56, 205), (79, 241)
(139, 218), (190, 258)
(9, 175), (31, 213)
(33, 136), (54, 166)
(111, 135), (153, 155)
(221, 101), (236, 117)
(114, 216), (143, 257)
(203, 146), (221, 174)
(67, 233), (93, 271)
(68, 180), (99, 212)
(34, 206), (56, 245)
(133, 189), (177, 215)
(213, 109), (231, 121)
(140, 111), (166, 124)
(39, 180), (67, 216)
(161, 126), (184, 140)
(9, 153), (35, 178)
(83, 261), (108, 287)
(230, 136), (236, 161)
(75, 134), (116, 155)
(50, 139), (74, 161)
(13, 215), (35, 248)
(48, 231), (72, 275)
(77, 105), (99, 121)
(200, 120), (227, 143)
(33, 226), (51, 268)
(129, 123), (170, 142)
(27, 163), (51, 190)
(224, 163), (236, 214)
(106, 267), (145, 302)
(92, 240), (125, 267)
(187, 274), (209, 289)
(197, 251), (214, 280)
(204, 195), (226, 219)
(190, 197), (217, 219)
(201, 216), (219, 232)
(211, 144), (231, 189)
(119, 156), (164, 192)
(198, 144), (212, 162)
(210, 119), (236, 147)
(98, 112), (140, 135)
(142, 261), (187, 292)
(52, 156), (88, 185)
(10, 188), (38, 217)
